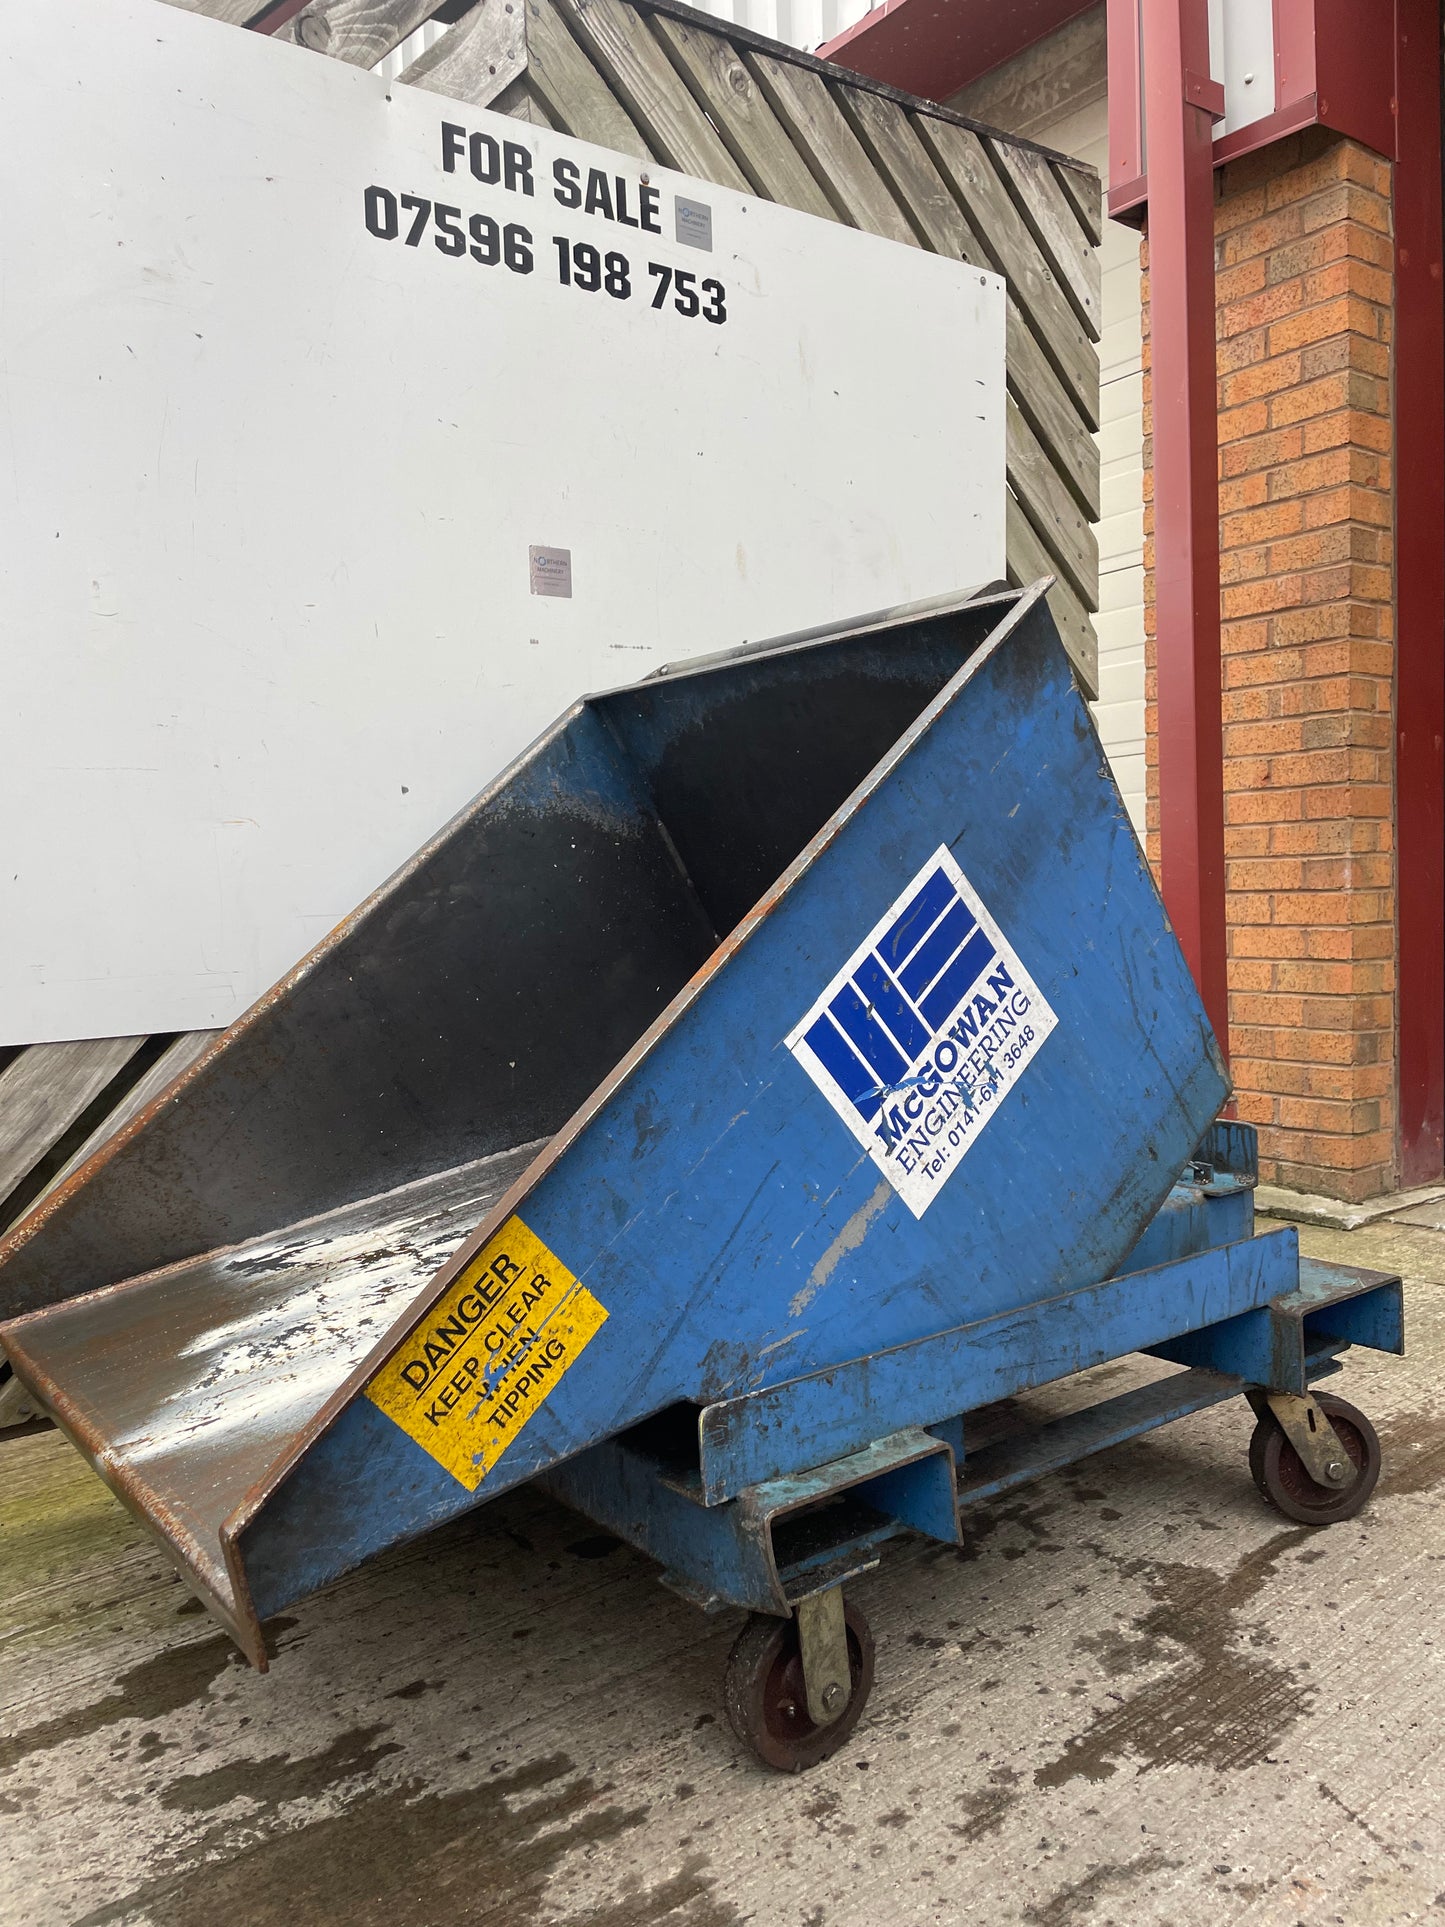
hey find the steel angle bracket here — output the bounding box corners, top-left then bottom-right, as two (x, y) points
(540, 1425), (958, 1617)
(697, 1230), (1304, 1503)
(1147, 1254), (1403, 1391)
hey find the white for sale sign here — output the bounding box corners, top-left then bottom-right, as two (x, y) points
(0, 0), (1005, 1042)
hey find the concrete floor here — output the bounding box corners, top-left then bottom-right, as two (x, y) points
(3, 1217), (1445, 1927)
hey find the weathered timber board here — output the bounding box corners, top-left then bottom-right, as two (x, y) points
(401, 0), (527, 103)
(523, 0), (653, 156)
(745, 54), (914, 242)
(1005, 492), (1096, 691)
(987, 136), (1101, 342)
(649, 11), (837, 219)
(552, 0), (750, 189)
(41, 1032), (220, 1203)
(272, 0), (441, 68)
(0, 1039), (147, 1212)
(914, 116), (1098, 433)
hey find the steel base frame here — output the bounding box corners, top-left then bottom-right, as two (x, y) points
(544, 1242), (1402, 1623)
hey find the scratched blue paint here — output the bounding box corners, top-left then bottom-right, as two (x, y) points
(1115, 1179), (1254, 1274)
(538, 1426), (957, 1615)
(237, 590), (1236, 1613)
(695, 1228), (1304, 1500)
(231, 590), (1402, 1626)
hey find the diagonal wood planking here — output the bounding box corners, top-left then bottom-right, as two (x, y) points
(0, 1039), (147, 1214)
(648, 10), (837, 220)
(520, 0), (653, 155)
(744, 53), (916, 241)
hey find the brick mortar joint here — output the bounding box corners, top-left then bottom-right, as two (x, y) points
(1140, 134), (1399, 1192)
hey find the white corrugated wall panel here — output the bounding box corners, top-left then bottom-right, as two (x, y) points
(1007, 98), (1146, 837)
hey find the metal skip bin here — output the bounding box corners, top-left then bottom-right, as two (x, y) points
(0, 583), (1402, 1770)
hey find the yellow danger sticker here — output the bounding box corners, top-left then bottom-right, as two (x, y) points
(364, 1216), (606, 1491)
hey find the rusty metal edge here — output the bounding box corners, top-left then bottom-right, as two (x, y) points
(2, 1331), (268, 1666)
(213, 582), (1055, 1633)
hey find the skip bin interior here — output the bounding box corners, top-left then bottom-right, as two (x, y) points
(0, 589), (1017, 1641)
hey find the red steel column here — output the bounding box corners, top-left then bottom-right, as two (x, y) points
(1140, 0), (1230, 1051)
(1393, 0), (1445, 1184)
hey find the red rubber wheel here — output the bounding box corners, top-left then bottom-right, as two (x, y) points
(723, 1601), (875, 1772)
(1249, 1393), (1381, 1525)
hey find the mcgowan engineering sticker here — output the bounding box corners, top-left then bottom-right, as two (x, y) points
(786, 848), (1057, 1219)
(365, 1217), (606, 1491)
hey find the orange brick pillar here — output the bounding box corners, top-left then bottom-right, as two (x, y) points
(1142, 130), (1397, 1202)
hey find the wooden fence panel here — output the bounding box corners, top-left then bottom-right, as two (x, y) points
(987, 138), (1101, 342)
(745, 56), (914, 242)
(41, 1033), (217, 1203)
(1004, 493), (1096, 683)
(0, 1039), (146, 1217)
(832, 89), (1099, 532)
(490, 72), (559, 125)
(913, 117), (1098, 431)
(399, 0), (527, 104)
(837, 87), (986, 262)
(522, 0), (654, 155)
(1053, 153), (1102, 246)
(649, 13), (837, 219)
(553, 0), (750, 188)
(1006, 396), (1097, 609)
(274, 0), (441, 69)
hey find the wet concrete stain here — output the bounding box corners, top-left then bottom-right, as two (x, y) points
(159, 1723), (402, 1812)
(1022, 1851), (1181, 1926)
(1073, 1620), (1171, 1681)
(799, 1789), (842, 1826)
(75, 1750), (728, 1927)
(950, 1779), (1019, 1843)
(1035, 1529), (1312, 1787)
(1376, 1405), (1445, 1497)
(0, 1632), (247, 1777)
(563, 1854), (741, 1926)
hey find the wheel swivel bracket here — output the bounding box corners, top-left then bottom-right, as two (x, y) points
(1264, 1391), (1354, 1488)
(795, 1588), (850, 1727)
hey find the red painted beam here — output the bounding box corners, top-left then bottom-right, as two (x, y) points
(1141, 0), (1229, 1052)
(1393, 0), (1445, 1184)
(246, 0), (312, 31)
(1110, 0), (1397, 220)
(818, 0), (1095, 105)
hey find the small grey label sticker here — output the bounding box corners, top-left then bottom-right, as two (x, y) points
(529, 546), (572, 598)
(674, 196), (713, 251)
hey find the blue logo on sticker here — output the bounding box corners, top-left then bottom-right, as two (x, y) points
(800, 865), (1000, 1123)
(786, 847), (1057, 1217)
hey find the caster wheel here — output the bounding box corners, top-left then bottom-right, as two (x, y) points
(1249, 1393), (1381, 1525)
(723, 1602), (875, 1772)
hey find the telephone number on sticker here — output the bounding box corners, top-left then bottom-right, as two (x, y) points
(362, 189), (728, 322)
